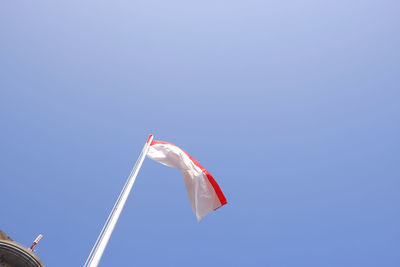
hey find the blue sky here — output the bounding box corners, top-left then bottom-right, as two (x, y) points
(1, 0), (399, 266)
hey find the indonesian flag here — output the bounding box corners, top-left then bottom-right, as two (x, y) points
(147, 140), (227, 221)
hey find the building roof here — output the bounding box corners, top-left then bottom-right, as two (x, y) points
(0, 230), (44, 267)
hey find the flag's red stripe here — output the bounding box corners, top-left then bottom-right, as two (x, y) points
(150, 140), (227, 207)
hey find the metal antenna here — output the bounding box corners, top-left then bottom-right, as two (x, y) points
(29, 234), (43, 251)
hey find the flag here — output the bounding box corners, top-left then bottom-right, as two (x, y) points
(147, 140), (227, 221)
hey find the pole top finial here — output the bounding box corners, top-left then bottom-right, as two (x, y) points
(147, 134), (154, 144)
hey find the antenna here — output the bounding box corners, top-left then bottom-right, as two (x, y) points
(29, 234), (43, 251)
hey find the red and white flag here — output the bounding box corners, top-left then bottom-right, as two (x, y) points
(147, 140), (227, 221)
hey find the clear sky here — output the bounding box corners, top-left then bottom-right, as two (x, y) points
(1, 1), (399, 266)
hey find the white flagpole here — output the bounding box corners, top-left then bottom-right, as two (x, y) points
(84, 135), (154, 267)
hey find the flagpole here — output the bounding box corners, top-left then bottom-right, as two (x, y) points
(84, 134), (154, 267)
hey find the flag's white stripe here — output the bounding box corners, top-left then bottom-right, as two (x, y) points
(147, 141), (227, 220)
